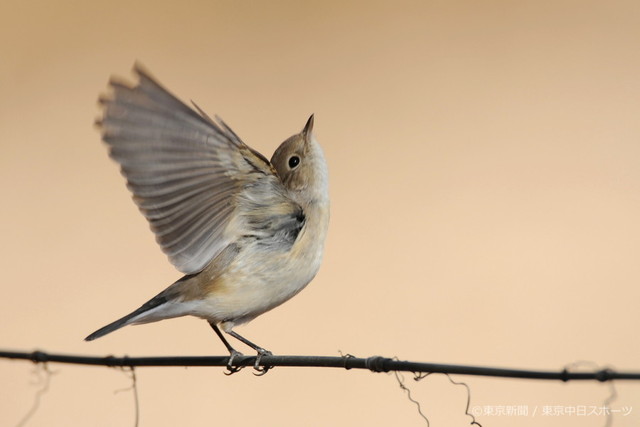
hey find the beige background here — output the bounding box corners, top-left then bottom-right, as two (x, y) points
(1, 1), (639, 426)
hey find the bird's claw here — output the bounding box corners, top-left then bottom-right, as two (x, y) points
(252, 348), (273, 376)
(224, 350), (245, 375)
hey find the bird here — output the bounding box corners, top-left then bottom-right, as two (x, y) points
(85, 64), (330, 374)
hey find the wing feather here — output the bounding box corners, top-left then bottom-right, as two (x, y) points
(98, 65), (301, 274)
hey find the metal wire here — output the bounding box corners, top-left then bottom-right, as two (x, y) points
(1, 350), (639, 381)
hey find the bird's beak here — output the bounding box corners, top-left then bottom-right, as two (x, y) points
(302, 114), (314, 141)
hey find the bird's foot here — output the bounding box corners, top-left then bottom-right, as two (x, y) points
(224, 350), (245, 375)
(253, 348), (273, 376)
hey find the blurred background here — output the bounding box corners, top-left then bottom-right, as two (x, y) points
(1, 1), (639, 426)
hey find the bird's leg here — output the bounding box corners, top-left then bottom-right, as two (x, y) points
(227, 330), (273, 375)
(209, 321), (244, 375)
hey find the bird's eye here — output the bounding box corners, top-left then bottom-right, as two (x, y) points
(288, 155), (300, 169)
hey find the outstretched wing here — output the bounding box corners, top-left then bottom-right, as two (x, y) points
(97, 64), (301, 274)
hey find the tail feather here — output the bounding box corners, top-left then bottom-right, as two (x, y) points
(84, 293), (168, 341)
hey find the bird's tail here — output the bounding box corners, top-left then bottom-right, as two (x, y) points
(84, 291), (170, 341)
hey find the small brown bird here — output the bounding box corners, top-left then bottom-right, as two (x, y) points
(85, 65), (330, 373)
